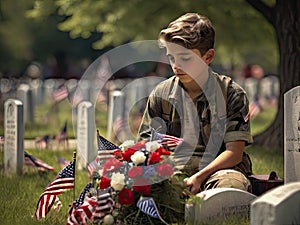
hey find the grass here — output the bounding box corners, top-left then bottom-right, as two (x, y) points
(248, 104), (283, 177)
(250, 104), (277, 136)
(0, 101), (281, 225)
(0, 149), (90, 225)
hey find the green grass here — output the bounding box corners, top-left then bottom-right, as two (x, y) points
(0, 102), (281, 225)
(250, 105), (277, 136)
(0, 149), (90, 225)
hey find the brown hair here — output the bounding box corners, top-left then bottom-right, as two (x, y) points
(159, 13), (215, 55)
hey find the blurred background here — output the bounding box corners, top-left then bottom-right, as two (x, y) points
(1, 0), (292, 148)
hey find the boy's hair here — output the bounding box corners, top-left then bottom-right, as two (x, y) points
(159, 13), (215, 55)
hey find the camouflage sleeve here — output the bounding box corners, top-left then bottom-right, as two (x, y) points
(224, 82), (253, 145)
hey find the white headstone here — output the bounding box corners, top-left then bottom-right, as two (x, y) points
(78, 79), (91, 102)
(185, 188), (256, 224)
(4, 99), (24, 175)
(77, 101), (96, 170)
(43, 79), (56, 99)
(29, 79), (44, 105)
(17, 83), (34, 123)
(284, 86), (300, 183)
(244, 78), (258, 103)
(250, 182), (300, 225)
(106, 90), (125, 141)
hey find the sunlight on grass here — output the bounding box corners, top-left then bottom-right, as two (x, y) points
(250, 104), (277, 136)
(246, 146), (283, 178)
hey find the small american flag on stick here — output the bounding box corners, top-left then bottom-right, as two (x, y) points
(67, 182), (94, 225)
(52, 85), (68, 103)
(35, 160), (75, 220)
(151, 129), (183, 151)
(96, 130), (120, 163)
(24, 151), (54, 171)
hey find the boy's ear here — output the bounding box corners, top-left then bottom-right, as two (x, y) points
(204, 49), (215, 64)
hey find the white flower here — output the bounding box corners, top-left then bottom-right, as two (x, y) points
(130, 151), (146, 165)
(145, 141), (161, 152)
(119, 140), (135, 151)
(110, 172), (125, 191)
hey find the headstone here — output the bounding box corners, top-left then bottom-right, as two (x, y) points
(29, 79), (44, 105)
(260, 76), (279, 101)
(43, 79), (56, 100)
(0, 78), (14, 98)
(185, 188), (256, 225)
(17, 83), (34, 123)
(250, 182), (300, 225)
(244, 78), (258, 103)
(77, 101), (96, 170)
(78, 79), (91, 102)
(4, 99), (24, 175)
(106, 90), (126, 142)
(284, 86), (300, 183)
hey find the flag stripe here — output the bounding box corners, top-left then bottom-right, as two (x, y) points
(24, 151), (54, 171)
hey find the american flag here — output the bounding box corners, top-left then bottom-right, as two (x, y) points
(137, 197), (160, 219)
(113, 115), (129, 138)
(24, 151), (54, 171)
(96, 130), (120, 162)
(67, 182), (93, 225)
(67, 196), (98, 225)
(249, 101), (261, 120)
(87, 160), (99, 176)
(52, 85), (68, 102)
(93, 188), (115, 222)
(67, 187), (114, 225)
(151, 129), (183, 151)
(57, 156), (71, 169)
(35, 161), (75, 220)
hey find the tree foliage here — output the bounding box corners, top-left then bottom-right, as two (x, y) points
(26, 0), (278, 72)
(0, 0), (99, 77)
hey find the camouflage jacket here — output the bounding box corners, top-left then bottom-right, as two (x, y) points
(138, 69), (253, 176)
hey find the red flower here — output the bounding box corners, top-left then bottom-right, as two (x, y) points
(148, 151), (162, 165)
(128, 166), (143, 178)
(99, 176), (111, 189)
(133, 178), (151, 196)
(157, 146), (171, 155)
(113, 149), (122, 159)
(121, 148), (136, 162)
(118, 188), (135, 205)
(102, 158), (123, 175)
(130, 140), (147, 150)
(156, 164), (173, 177)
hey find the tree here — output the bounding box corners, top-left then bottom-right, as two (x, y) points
(0, 0), (100, 78)
(27, 0), (278, 72)
(245, 0), (300, 149)
(27, 0), (300, 149)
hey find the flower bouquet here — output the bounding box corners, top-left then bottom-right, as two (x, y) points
(68, 130), (191, 225)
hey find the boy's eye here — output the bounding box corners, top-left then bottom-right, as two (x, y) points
(181, 57), (191, 61)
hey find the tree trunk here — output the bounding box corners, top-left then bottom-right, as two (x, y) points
(247, 0), (300, 151)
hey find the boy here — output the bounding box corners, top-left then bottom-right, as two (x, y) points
(138, 13), (253, 194)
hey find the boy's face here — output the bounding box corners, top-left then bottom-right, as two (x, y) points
(165, 42), (210, 85)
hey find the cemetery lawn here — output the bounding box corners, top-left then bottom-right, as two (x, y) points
(0, 145), (282, 225)
(0, 102), (280, 224)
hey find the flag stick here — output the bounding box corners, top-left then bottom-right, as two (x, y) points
(72, 150), (77, 201)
